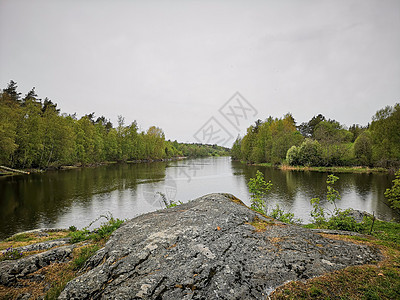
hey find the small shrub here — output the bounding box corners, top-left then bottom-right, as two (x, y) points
(310, 197), (327, 225)
(68, 213), (124, 243)
(270, 204), (302, 224)
(248, 170), (272, 214)
(326, 209), (364, 232)
(68, 225), (77, 232)
(69, 228), (91, 243)
(93, 217), (124, 241)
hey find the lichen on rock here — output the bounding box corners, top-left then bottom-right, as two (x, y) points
(58, 193), (382, 299)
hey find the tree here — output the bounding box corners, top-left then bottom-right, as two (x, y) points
(349, 124), (366, 142)
(14, 97), (44, 167)
(0, 91), (20, 164)
(370, 103), (400, 166)
(354, 131), (372, 166)
(231, 137), (242, 160)
(3, 80), (21, 103)
(298, 114), (326, 137)
(286, 146), (300, 166)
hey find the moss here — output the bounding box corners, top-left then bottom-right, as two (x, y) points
(250, 216), (277, 232)
(222, 193), (247, 207)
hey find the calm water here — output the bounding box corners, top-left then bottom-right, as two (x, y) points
(0, 157), (398, 239)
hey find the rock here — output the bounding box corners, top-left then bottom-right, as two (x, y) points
(0, 238), (70, 255)
(59, 193), (381, 299)
(5, 228), (68, 241)
(0, 244), (75, 286)
(345, 209), (375, 223)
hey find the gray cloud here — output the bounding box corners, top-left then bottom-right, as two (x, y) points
(1, 0), (399, 144)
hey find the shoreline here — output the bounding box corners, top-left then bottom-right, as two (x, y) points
(244, 162), (390, 174)
(0, 156), (189, 177)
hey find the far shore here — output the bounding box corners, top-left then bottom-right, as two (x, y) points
(246, 162), (391, 174)
(0, 156), (189, 177)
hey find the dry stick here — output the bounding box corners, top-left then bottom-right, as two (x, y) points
(369, 212), (376, 235)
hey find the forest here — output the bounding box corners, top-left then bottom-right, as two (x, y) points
(231, 104), (400, 168)
(0, 81), (229, 169)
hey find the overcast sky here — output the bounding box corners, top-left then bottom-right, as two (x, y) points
(1, 0), (399, 145)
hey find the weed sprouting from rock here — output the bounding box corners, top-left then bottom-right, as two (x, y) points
(68, 212), (124, 243)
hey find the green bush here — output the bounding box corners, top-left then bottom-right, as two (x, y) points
(326, 209), (365, 232)
(248, 170), (272, 214)
(385, 169), (400, 210)
(286, 139), (323, 166)
(270, 204), (302, 224)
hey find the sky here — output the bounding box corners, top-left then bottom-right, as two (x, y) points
(1, 0), (399, 146)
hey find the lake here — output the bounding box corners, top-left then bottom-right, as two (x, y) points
(0, 157), (398, 239)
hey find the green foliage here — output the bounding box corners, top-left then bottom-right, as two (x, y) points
(68, 214), (124, 243)
(326, 209), (364, 232)
(326, 174), (340, 207)
(298, 114), (326, 137)
(69, 228), (91, 244)
(231, 137), (242, 160)
(248, 170), (272, 214)
(385, 169), (400, 210)
(270, 204), (302, 224)
(239, 114), (303, 164)
(370, 103), (400, 167)
(287, 139), (323, 166)
(354, 131), (373, 165)
(72, 244), (100, 270)
(310, 197), (326, 225)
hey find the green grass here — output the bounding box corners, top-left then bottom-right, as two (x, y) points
(5, 233), (35, 242)
(71, 244), (100, 270)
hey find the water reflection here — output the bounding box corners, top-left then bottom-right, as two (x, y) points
(0, 157), (398, 239)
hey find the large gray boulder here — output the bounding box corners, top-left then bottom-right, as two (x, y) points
(59, 193), (381, 299)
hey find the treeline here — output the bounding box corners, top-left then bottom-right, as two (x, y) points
(176, 142), (230, 157)
(231, 104), (400, 168)
(0, 81), (228, 169)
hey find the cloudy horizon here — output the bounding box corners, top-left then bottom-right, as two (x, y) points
(1, 0), (399, 145)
